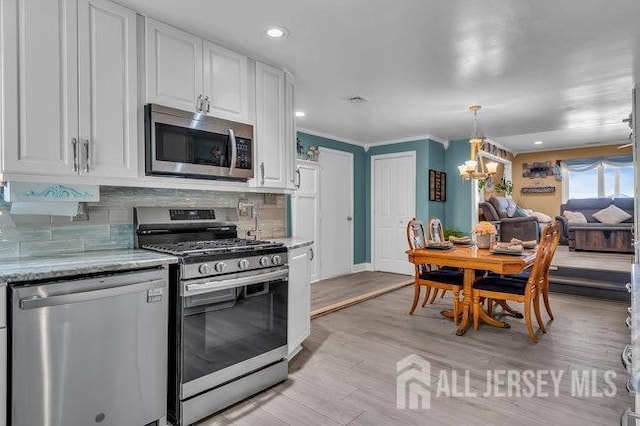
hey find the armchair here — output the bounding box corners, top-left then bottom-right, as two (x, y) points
(479, 197), (540, 242)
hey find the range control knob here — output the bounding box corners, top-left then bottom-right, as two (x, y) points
(238, 259), (250, 270)
(259, 256), (271, 267)
(198, 263), (212, 275)
(272, 255), (282, 265)
(214, 262), (228, 273)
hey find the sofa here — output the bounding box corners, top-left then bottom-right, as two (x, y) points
(479, 196), (540, 242)
(556, 197), (634, 253)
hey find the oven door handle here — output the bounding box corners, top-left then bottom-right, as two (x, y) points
(184, 269), (288, 296)
(228, 128), (237, 176)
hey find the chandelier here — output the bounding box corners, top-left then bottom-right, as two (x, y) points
(457, 105), (498, 180)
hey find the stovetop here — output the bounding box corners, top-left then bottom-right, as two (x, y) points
(142, 238), (285, 257)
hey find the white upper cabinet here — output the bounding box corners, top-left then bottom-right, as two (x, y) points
(203, 42), (248, 121)
(145, 18), (203, 113)
(254, 62), (286, 188)
(2, 0), (78, 176)
(284, 71), (296, 190)
(145, 19), (249, 123)
(1, 0), (138, 180)
(78, 0), (138, 177)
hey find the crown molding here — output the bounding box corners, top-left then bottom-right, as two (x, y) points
(296, 128), (365, 148)
(364, 134), (449, 152)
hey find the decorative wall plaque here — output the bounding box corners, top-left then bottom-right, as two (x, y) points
(520, 186), (556, 194)
(429, 170), (446, 202)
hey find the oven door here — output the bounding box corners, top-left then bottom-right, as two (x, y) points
(145, 104), (254, 180)
(179, 267), (288, 399)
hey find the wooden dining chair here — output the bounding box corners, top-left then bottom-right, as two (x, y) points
(487, 221), (561, 321)
(470, 221), (560, 343)
(406, 218), (463, 323)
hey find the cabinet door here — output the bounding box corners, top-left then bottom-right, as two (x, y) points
(255, 62), (286, 188)
(145, 18), (203, 112)
(203, 41), (248, 122)
(293, 163), (320, 282)
(2, 0), (78, 176)
(78, 0), (138, 178)
(288, 246), (311, 355)
(284, 72), (296, 189)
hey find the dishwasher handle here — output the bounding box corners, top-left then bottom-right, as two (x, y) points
(20, 278), (166, 310)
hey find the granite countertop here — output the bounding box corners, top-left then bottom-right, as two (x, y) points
(0, 249), (179, 283)
(631, 263), (640, 390)
(271, 238), (313, 250)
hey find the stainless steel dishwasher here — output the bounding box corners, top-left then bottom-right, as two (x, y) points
(10, 267), (169, 426)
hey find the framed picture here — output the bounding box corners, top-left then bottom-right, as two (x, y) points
(429, 170), (446, 202)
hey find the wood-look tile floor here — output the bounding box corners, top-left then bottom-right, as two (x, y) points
(198, 288), (631, 426)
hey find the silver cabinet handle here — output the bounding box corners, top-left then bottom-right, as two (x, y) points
(205, 96), (211, 114)
(197, 94), (204, 112)
(622, 345), (633, 372)
(621, 408), (640, 426)
(627, 282), (632, 293)
(309, 247), (314, 261)
(627, 316), (632, 328)
(20, 278), (166, 310)
(83, 139), (90, 173)
(260, 162), (265, 186)
(71, 138), (79, 172)
(295, 168), (301, 189)
(228, 129), (237, 176)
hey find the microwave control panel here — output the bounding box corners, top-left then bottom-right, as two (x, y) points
(235, 138), (252, 170)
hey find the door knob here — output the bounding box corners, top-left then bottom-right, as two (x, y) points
(347, 216), (353, 221)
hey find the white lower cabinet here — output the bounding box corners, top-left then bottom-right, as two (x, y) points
(288, 245), (311, 357)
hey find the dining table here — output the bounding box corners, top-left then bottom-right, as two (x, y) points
(406, 245), (537, 336)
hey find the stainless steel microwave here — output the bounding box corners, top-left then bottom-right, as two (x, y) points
(145, 104), (254, 180)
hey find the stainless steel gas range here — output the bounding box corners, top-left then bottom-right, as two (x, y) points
(135, 207), (289, 426)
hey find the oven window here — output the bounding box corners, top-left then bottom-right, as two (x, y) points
(181, 278), (287, 383)
(155, 123), (230, 167)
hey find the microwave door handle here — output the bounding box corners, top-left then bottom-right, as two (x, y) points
(228, 128), (237, 176)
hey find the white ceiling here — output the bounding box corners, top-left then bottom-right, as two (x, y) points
(120, 0), (640, 153)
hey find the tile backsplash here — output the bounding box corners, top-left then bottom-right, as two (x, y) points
(0, 186), (287, 258)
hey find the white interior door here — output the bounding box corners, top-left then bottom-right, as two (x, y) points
(319, 148), (353, 279)
(372, 152), (416, 275)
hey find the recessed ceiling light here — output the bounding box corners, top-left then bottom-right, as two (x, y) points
(265, 26), (289, 38)
(534, 141), (543, 145)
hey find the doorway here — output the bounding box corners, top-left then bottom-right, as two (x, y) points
(319, 147), (354, 280)
(371, 151), (416, 275)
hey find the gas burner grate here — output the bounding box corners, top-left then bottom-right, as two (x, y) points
(142, 238), (284, 256)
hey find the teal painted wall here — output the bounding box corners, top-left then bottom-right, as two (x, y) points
(295, 132), (368, 264)
(292, 132), (459, 264)
(444, 139), (473, 234)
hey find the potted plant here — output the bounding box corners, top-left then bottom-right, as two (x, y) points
(472, 221), (497, 248)
(494, 179), (513, 197)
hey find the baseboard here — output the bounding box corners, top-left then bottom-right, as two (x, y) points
(351, 263), (373, 273)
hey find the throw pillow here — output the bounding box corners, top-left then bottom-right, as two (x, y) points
(506, 206), (517, 217)
(563, 210), (587, 224)
(531, 211), (552, 223)
(513, 206), (532, 217)
(592, 204), (632, 224)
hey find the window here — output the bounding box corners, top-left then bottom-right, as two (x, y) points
(564, 164), (634, 200)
